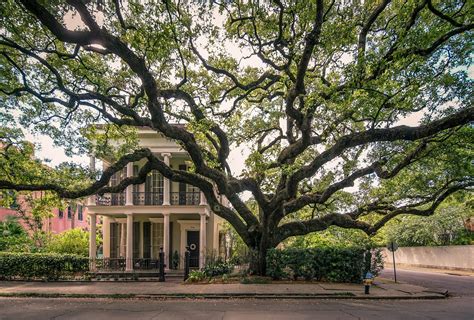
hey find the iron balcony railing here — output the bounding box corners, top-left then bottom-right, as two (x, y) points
(95, 193), (125, 206)
(94, 191), (200, 206)
(132, 192), (163, 206)
(170, 191), (200, 205)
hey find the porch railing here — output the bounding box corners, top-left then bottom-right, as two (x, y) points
(92, 258), (160, 271)
(170, 191), (200, 205)
(133, 192), (163, 206)
(132, 258), (160, 270)
(94, 258), (126, 271)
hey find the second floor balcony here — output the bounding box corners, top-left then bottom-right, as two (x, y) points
(94, 191), (201, 206)
(90, 159), (205, 208)
(133, 192), (163, 206)
(170, 191), (200, 205)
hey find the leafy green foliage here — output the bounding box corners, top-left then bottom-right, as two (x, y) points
(266, 247), (383, 283)
(0, 215), (25, 238)
(373, 194), (473, 246)
(0, 252), (89, 280)
(45, 228), (91, 256)
(287, 225), (373, 248)
(202, 257), (233, 278)
(186, 270), (206, 283)
(0, 216), (34, 252)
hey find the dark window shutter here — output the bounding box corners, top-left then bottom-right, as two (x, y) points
(133, 222), (140, 259)
(78, 205), (83, 221)
(143, 222), (151, 259)
(110, 223), (119, 258)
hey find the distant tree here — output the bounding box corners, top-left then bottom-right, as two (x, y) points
(0, 1), (472, 274)
(375, 193), (474, 246)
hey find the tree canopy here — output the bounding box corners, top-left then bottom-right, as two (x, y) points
(0, 0), (472, 273)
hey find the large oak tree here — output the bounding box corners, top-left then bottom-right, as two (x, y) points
(0, 0), (472, 274)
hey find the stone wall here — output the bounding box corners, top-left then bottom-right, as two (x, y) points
(382, 245), (474, 271)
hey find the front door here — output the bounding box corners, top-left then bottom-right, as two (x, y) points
(187, 230), (200, 268)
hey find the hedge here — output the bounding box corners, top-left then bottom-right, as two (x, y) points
(266, 247), (383, 283)
(0, 252), (89, 280)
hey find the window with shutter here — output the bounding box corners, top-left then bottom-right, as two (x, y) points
(133, 222), (140, 259)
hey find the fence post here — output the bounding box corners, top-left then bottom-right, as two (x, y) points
(159, 247), (166, 282)
(184, 246), (190, 281)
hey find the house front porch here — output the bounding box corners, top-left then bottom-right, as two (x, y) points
(88, 208), (219, 272)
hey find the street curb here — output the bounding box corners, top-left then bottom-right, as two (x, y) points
(0, 292), (447, 300)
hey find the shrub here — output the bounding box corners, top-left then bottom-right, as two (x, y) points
(202, 257), (233, 278)
(0, 252), (89, 280)
(266, 247), (383, 283)
(0, 234), (35, 253)
(186, 270), (206, 283)
(46, 229), (90, 256)
(0, 216), (35, 252)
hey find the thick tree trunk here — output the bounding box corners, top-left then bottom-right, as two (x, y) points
(248, 232), (275, 276)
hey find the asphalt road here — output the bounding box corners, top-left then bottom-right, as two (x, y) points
(0, 297), (473, 320)
(379, 268), (474, 297)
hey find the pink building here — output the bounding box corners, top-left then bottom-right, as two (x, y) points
(44, 205), (89, 233)
(0, 192), (89, 234)
(0, 143), (92, 234)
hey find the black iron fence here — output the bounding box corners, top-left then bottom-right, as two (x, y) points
(132, 258), (160, 270)
(92, 258), (163, 271)
(93, 258), (126, 271)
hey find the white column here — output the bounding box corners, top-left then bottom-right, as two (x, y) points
(87, 195), (96, 206)
(200, 213), (207, 269)
(162, 153), (171, 205)
(200, 192), (207, 205)
(88, 155), (96, 206)
(89, 213), (97, 271)
(163, 212), (170, 269)
(125, 213), (134, 271)
(125, 162), (133, 206)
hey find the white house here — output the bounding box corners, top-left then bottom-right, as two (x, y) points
(86, 127), (226, 272)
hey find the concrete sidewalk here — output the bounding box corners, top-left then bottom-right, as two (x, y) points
(0, 279), (447, 300)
